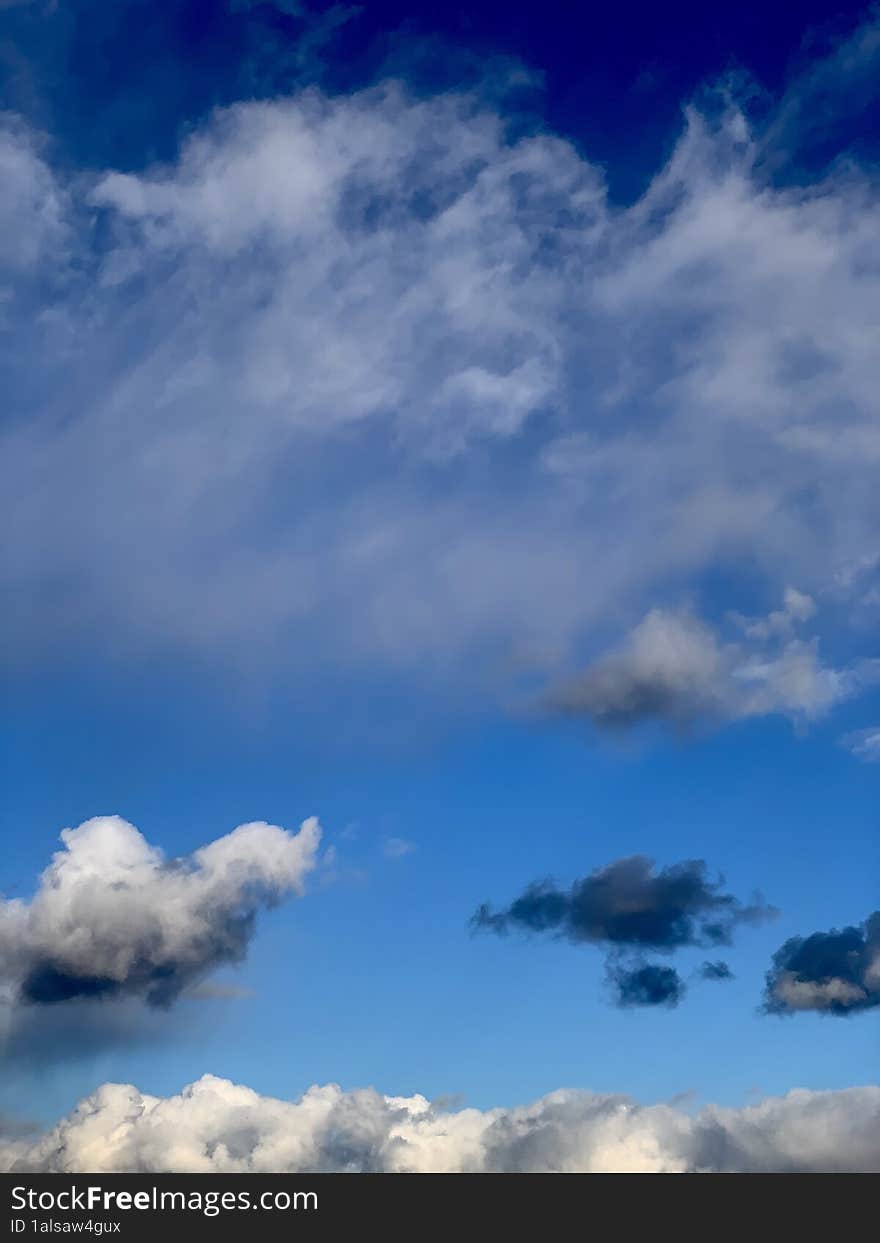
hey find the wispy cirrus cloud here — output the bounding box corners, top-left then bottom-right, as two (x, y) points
(841, 726), (880, 762)
(383, 837), (416, 859)
(1, 22), (879, 722)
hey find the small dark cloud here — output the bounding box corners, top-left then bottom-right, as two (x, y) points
(472, 886), (568, 937)
(471, 855), (774, 951)
(700, 960), (734, 982)
(608, 961), (685, 1008)
(764, 912), (880, 1016)
(472, 855), (774, 1010)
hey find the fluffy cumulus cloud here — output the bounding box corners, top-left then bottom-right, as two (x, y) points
(764, 910), (880, 1016)
(472, 855), (774, 1006)
(0, 815), (320, 1013)
(1, 21), (879, 715)
(1, 1073), (877, 1172)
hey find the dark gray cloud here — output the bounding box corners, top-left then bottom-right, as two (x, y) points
(472, 855), (773, 950)
(608, 961), (684, 1008)
(472, 855), (774, 1008)
(764, 911), (880, 1015)
(699, 960), (734, 982)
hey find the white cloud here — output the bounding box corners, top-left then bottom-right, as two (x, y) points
(383, 837), (416, 858)
(731, 587), (816, 639)
(0, 815), (320, 1015)
(547, 602), (855, 732)
(0, 120), (67, 274)
(841, 727), (880, 762)
(732, 638), (853, 721)
(1, 42), (879, 706)
(1, 1073), (877, 1172)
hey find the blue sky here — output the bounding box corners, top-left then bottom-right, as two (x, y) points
(1, 0), (879, 1171)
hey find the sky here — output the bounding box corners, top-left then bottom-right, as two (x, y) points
(0, 0), (879, 1172)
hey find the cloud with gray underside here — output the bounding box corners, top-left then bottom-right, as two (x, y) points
(472, 855), (775, 1007)
(545, 602), (862, 736)
(0, 815), (320, 1015)
(764, 910), (880, 1016)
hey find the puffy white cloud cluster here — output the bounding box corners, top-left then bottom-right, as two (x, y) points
(1, 1074), (877, 1172)
(1, 27), (879, 703)
(0, 815), (320, 1009)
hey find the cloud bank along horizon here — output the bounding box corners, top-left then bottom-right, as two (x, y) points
(2, 1073), (879, 1174)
